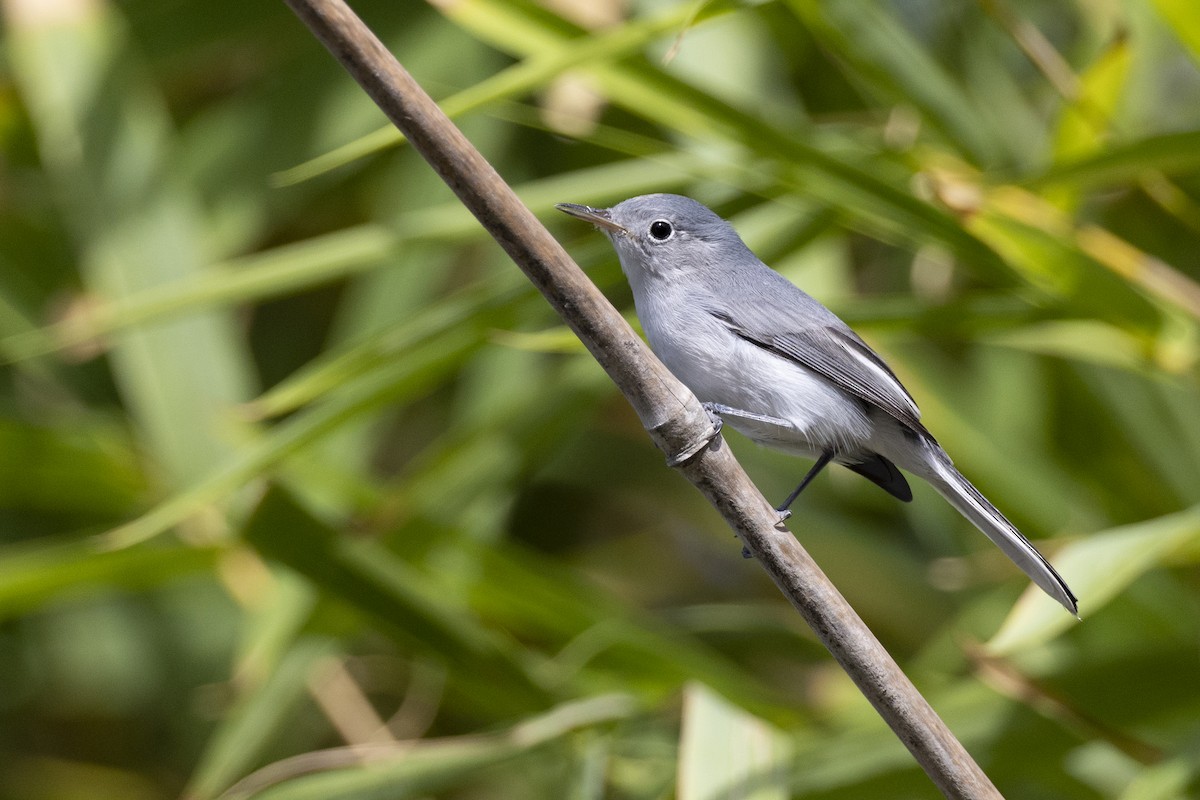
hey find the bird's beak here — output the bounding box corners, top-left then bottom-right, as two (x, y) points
(556, 203), (627, 235)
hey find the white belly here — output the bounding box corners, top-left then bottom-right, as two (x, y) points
(639, 298), (874, 457)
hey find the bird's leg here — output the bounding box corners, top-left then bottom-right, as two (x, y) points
(703, 401), (832, 516)
(702, 403), (829, 555)
(777, 450), (835, 513)
(702, 402), (793, 429)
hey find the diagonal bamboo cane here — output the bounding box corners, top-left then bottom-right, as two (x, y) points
(281, 1), (1004, 796)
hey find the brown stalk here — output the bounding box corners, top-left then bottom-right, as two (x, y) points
(282, 1), (1006, 796)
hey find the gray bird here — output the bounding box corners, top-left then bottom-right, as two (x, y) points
(558, 193), (1078, 614)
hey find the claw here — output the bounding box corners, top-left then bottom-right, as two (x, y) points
(701, 402), (725, 435)
(664, 406), (724, 467)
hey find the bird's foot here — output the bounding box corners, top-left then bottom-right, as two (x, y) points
(701, 402), (725, 435)
(664, 404), (724, 467)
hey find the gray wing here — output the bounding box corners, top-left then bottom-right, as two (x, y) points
(707, 308), (930, 439)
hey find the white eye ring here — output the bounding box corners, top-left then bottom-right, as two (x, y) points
(649, 220), (674, 241)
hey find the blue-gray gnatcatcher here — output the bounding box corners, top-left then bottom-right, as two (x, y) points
(558, 193), (1078, 614)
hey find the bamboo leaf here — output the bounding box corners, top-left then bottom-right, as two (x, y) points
(787, 0), (1001, 165)
(8, 2), (254, 484)
(186, 637), (338, 800)
(677, 682), (791, 800)
(274, 0), (742, 184)
(242, 485), (554, 713)
(238, 694), (637, 800)
(988, 507), (1200, 654)
(1151, 0), (1200, 66)
(435, 0), (1008, 271)
(0, 537), (218, 621)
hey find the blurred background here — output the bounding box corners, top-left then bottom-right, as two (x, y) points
(1, 0), (1199, 797)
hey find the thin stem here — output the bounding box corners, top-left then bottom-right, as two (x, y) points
(281, 2), (1004, 797)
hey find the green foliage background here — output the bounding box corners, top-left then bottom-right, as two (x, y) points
(1, 0), (1199, 797)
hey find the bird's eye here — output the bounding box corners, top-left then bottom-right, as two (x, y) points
(649, 220), (673, 241)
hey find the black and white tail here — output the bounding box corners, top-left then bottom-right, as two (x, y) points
(926, 448), (1078, 615)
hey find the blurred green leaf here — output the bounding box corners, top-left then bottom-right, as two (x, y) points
(435, 0), (1009, 270)
(982, 320), (1150, 370)
(246, 272), (519, 419)
(1032, 131), (1200, 190)
(1117, 757), (1196, 800)
(961, 184), (1187, 324)
(1151, 0), (1200, 66)
(3, 0), (1200, 795)
(466, 542), (788, 716)
(1, 226), (396, 363)
(243, 485), (554, 714)
(988, 506), (1200, 654)
(274, 0), (742, 184)
(0, 417), (145, 519)
(1051, 37), (1130, 166)
(186, 636), (338, 800)
(0, 537), (217, 621)
(788, 0), (1001, 165)
(102, 312), (486, 549)
(677, 682), (790, 800)
(8, 0), (254, 485)
(238, 694), (637, 800)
